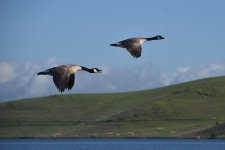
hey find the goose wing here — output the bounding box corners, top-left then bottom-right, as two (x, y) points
(127, 46), (142, 58)
(118, 38), (142, 58)
(50, 66), (72, 92)
(52, 73), (69, 93)
(119, 38), (140, 47)
(68, 74), (75, 90)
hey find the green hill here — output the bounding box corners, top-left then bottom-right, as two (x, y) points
(1, 76), (225, 139)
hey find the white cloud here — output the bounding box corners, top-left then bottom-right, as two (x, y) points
(157, 72), (172, 86)
(0, 62), (15, 84)
(0, 59), (58, 102)
(177, 66), (191, 73)
(26, 76), (51, 97)
(1, 60), (225, 102)
(196, 63), (225, 78)
(209, 63), (224, 71)
(171, 63), (225, 84)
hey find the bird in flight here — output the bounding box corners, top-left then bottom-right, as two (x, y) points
(37, 64), (102, 92)
(110, 35), (164, 58)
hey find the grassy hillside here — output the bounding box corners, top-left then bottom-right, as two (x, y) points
(1, 76), (225, 138)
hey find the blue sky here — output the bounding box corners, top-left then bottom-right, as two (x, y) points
(1, 0), (225, 102)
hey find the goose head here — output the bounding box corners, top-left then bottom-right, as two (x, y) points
(156, 35), (165, 40)
(92, 68), (102, 73)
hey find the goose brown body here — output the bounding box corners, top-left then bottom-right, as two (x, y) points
(37, 65), (102, 92)
(110, 35), (164, 58)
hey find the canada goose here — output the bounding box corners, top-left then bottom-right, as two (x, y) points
(37, 65), (102, 92)
(110, 35), (164, 58)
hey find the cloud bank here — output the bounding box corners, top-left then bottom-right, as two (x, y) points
(0, 62), (15, 84)
(0, 60), (225, 102)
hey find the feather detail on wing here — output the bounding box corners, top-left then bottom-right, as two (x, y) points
(50, 66), (75, 92)
(68, 74), (75, 90)
(53, 73), (68, 92)
(127, 46), (142, 58)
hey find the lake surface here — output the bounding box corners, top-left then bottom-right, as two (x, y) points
(1, 139), (225, 150)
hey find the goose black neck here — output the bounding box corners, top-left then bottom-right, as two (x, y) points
(146, 36), (158, 41)
(81, 66), (94, 73)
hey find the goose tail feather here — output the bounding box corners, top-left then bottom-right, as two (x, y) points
(37, 70), (50, 75)
(110, 43), (120, 47)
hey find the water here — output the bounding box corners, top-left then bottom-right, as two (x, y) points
(1, 139), (225, 150)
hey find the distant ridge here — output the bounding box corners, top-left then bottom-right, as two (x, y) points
(1, 76), (225, 138)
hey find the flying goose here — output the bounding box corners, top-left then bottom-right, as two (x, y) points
(37, 65), (102, 92)
(110, 35), (165, 58)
